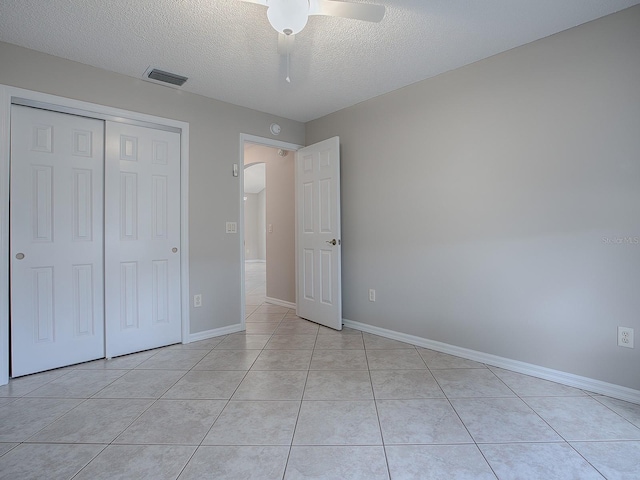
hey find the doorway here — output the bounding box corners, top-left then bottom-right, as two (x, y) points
(243, 143), (295, 309)
(244, 162), (267, 308)
(239, 135), (302, 327)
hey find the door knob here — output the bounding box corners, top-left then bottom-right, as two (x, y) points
(326, 239), (337, 246)
(15, 253), (25, 260)
(172, 247), (178, 253)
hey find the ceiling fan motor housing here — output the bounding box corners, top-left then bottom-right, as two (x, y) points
(267, 0), (310, 35)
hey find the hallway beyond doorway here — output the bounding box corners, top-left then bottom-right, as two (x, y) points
(245, 261), (267, 308)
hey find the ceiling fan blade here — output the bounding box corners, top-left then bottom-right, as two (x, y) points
(277, 33), (296, 56)
(309, 0), (385, 22)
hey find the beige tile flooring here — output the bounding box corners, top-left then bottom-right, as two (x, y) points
(0, 263), (638, 479)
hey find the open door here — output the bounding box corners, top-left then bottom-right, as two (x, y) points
(296, 137), (342, 330)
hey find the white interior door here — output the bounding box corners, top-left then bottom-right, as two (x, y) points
(296, 137), (342, 330)
(104, 121), (182, 357)
(10, 105), (105, 376)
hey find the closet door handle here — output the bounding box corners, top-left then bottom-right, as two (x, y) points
(16, 253), (25, 260)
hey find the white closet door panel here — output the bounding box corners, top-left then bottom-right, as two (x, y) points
(10, 105), (105, 377)
(105, 122), (181, 357)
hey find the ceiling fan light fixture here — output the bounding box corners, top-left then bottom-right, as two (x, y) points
(267, 0), (309, 35)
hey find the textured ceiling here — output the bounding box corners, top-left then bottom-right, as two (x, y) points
(1, 0), (638, 122)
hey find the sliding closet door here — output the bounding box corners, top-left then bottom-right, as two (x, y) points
(104, 122), (182, 357)
(10, 105), (105, 376)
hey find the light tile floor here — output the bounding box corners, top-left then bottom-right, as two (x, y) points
(0, 263), (638, 479)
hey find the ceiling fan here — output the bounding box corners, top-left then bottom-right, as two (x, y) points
(239, 0), (386, 81)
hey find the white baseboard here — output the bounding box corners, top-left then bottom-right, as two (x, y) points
(187, 323), (243, 343)
(265, 297), (296, 310)
(245, 259), (266, 263)
(343, 318), (640, 405)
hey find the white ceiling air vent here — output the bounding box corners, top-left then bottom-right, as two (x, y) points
(142, 67), (188, 88)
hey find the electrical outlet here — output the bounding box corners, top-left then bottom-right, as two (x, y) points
(193, 294), (202, 308)
(369, 289), (376, 302)
(618, 326), (634, 348)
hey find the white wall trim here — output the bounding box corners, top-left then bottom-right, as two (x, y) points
(265, 297), (296, 310)
(0, 88), (10, 386)
(245, 259), (266, 264)
(179, 122), (190, 347)
(0, 84), (190, 386)
(343, 318), (640, 405)
(187, 323), (243, 343)
(238, 133), (302, 334)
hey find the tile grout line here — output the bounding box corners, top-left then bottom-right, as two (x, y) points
(280, 323), (317, 480)
(75, 348), (204, 480)
(424, 354), (502, 479)
(365, 340), (393, 479)
(193, 311), (283, 455)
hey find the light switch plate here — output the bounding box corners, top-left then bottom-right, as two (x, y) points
(226, 222), (237, 234)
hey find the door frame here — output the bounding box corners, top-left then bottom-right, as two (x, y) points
(238, 134), (302, 329)
(0, 85), (191, 385)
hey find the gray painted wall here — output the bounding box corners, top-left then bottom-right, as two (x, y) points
(0, 41), (305, 335)
(243, 192), (262, 261)
(306, 7), (640, 390)
(258, 189), (267, 261)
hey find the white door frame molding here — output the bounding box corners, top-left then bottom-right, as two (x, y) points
(0, 84), (190, 385)
(238, 134), (302, 330)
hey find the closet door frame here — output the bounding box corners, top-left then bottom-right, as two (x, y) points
(0, 85), (191, 386)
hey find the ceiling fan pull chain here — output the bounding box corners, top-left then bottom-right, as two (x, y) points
(286, 51), (291, 83)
